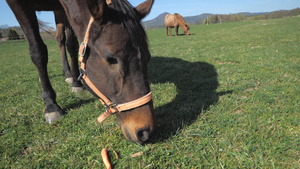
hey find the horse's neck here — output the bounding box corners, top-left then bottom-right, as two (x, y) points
(176, 15), (186, 28)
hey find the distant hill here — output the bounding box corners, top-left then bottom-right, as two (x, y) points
(142, 12), (271, 29)
(235, 12), (269, 17)
(181, 12), (267, 25)
(142, 12), (170, 29)
(184, 13), (213, 24)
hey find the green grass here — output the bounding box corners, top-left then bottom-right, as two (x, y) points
(1, 17), (299, 168)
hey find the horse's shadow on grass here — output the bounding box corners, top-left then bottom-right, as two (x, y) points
(62, 99), (95, 113)
(169, 33), (196, 36)
(149, 56), (232, 142)
(178, 33), (196, 36)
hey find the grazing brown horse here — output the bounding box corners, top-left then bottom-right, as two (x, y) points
(6, 0), (156, 144)
(165, 13), (190, 36)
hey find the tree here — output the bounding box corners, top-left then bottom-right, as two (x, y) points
(0, 32), (2, 38)
(7, 28), (20, 40)
(202, 18), (208, 25)
(215, 15), (219, 23)
(208, 15), (216, 23)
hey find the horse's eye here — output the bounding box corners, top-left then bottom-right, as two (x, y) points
(106, 57), (118, 64)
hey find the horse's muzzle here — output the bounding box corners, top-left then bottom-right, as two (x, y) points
(124, 126), (154, 144)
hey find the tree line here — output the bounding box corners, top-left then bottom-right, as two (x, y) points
(0, 26), (25, 40)
(202, 8), (300, 24)
(0, 19), (55, 41)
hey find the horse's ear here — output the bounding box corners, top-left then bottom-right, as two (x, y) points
(86, 0), (108, 20)
(134, 0), (154, 20)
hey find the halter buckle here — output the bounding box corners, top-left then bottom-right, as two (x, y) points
(77, 69), (86, 81)
(77, 73), (83, 81)
(105, 103), (119, 114)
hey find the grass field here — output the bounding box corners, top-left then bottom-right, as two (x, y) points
(1, 16), (299, 168)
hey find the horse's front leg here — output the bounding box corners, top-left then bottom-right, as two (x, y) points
(175, 26), (179, 36)
(65, 21), (84, 92)
(169, 27), (172, 36)
(166, 27), (168, 36)
(54, 10), (73, 84)
(7, 1), (63, 123)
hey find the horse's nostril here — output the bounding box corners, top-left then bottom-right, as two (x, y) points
(136, 128), (150, 143)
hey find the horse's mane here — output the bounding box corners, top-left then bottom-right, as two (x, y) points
(110, 0), (148, 51)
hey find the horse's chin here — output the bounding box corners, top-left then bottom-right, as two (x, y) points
(121, 125), (142, 144)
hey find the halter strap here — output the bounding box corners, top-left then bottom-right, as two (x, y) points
(78, 17), (153, 123)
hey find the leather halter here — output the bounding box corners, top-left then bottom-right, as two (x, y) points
(78, 17), (153, 123)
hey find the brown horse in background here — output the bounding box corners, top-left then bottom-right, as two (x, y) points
(6, 0), (156, 144)
(165, 13), (190, 36)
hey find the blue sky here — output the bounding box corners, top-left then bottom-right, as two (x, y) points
(1, 0), (299, 29)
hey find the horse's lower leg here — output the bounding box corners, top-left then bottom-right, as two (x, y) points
(175, 26), (179, 36)
(32, 43), (63, 123)
(65, 24), (84, 92)
(169, 28), (172, 36)
(166, 27), (168, 36)
(7, 1), (63, 123)
(54, 11), (72, 84)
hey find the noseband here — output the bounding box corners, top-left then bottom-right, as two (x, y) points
(78, 17), (153, 123)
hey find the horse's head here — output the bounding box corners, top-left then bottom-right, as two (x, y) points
(183, 24), (190, 35)
(69, 0), (156, 144)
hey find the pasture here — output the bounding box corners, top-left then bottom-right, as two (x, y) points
(1, 16), (299, 168)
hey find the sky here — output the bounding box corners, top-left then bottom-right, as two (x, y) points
(1, 0), (299, 29)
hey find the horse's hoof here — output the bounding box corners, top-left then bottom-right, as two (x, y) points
(65, 77), (73, 84)
(72, 86), (84, 93)
(45, 111), (63, 124)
